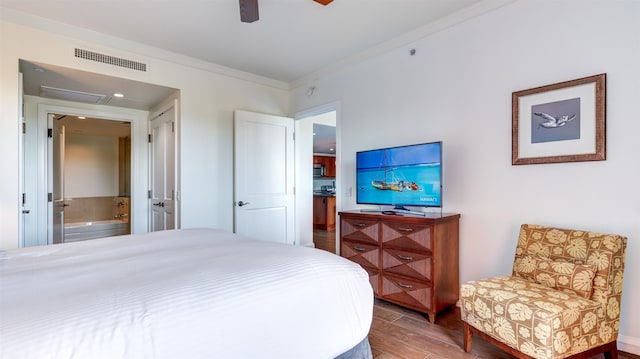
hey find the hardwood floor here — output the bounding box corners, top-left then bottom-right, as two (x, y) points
(370, 299), (639, 359)
(313, 229), (336, 253)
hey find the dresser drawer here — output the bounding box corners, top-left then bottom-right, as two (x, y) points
(381, 222), (432, 251)
(381, 273), (432, 312)
(340, 240), (379, 269)
(382, 248), (432, 282)
(339, 211), (459, 323)
(341, 218), (380, 245)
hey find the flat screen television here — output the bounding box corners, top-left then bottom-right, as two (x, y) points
(356, 141), (442, 213)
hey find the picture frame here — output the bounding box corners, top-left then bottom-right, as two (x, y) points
(512, 73), (606, 165)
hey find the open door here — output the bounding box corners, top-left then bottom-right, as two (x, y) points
(19, 72), (26, 247)
(148, 107), (176, 231)
(51, 117), (65, 244)
(234, 110), (295, 244)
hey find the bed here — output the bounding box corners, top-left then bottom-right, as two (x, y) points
(0, 228), (373, 359)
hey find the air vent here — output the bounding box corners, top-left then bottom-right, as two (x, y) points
(74, 48), (147, 72)
(40, 86), (106, 104)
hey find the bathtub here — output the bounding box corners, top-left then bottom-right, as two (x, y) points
(64, 219), (129, 243)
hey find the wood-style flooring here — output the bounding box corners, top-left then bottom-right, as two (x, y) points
(370, 299), (639, 359)
(313, 229), (336, 253)
(313, 230), (638, 359)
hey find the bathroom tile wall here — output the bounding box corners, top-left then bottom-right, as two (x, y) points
(64, 196), (129, 224)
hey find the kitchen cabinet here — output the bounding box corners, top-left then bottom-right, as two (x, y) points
(313, 195), (336, 231)
(313, 155), (336, 177)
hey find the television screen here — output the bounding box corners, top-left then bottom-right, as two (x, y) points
(356, 141), (442, 209)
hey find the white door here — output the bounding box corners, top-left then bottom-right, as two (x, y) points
(234, 110), (295, 244)
(19, 72), (27, 247)
(149, 108), (175, 231)
(51, 119), (65, 244)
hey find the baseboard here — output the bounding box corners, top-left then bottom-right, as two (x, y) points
(618, 335), (640, 355)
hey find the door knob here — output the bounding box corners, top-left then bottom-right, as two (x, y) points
(22, 209), (31, 214)
(237, 201), (250, 207)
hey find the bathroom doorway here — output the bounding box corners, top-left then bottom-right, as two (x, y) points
(50, 113), (132, 243)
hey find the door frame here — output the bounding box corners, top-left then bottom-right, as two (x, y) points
(29, 103), (146, 245)
(293, 102), (341, 250)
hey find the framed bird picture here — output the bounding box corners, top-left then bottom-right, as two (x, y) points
(512, 73), (606, 165)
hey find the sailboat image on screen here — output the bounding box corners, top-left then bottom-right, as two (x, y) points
(371, 149), (420, 192)
(356, 141), (443, 211)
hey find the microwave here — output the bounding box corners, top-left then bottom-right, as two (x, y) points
(313, 163), (326, 177)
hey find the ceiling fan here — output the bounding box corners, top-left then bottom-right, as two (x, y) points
(239, 0), (333, 23)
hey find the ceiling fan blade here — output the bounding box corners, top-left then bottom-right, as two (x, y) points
(314, 0), (334, 5)
(239, 0), (259, 23)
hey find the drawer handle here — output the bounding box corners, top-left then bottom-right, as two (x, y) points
(398, 255), (413, 261)
(397, 282), (413, 289)
(398, 227), (414, 232)
(355, 223), (366, 227)
(353, 246), (366, 252)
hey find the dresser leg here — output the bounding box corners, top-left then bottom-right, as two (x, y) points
(425, 312), (435, 323)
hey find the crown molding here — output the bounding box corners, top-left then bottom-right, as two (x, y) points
(3, 0), (515, 92)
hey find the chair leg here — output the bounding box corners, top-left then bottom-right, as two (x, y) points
(604, 341), (618, 359)
(463, 321), (473, 352)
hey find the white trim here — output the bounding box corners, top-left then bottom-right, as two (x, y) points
(619, 335), (640, 355)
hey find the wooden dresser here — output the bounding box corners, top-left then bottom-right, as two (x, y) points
(339, 211), (460, 323)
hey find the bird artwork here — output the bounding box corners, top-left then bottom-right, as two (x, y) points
(533, 112), (577, 128)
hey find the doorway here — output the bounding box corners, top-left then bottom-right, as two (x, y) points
(294, 108), (338, 253)
(50, 114), (132, 244)
(19, 59), (179, 247)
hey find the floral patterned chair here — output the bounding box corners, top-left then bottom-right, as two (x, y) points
(460, 224), (627, 359)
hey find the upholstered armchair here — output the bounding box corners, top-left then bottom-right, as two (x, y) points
(460, 224), (627, 359)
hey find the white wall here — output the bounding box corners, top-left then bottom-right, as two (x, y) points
(0, 20), (290, 250)
(65, 134), (119, 198)
(291, 0), (640, 353)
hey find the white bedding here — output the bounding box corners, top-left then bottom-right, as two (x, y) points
(0, 228), (373, 359)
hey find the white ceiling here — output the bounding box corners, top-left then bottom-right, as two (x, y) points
(19, 60), (178, 111)
(313, 123), (336, 155)
(2, 0), (502, 84)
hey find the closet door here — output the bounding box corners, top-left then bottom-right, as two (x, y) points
(51, 121), (65, 244)
(149, 108), (175, 231)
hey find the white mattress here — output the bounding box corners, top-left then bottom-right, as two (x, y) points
(0, 229), (373, 359)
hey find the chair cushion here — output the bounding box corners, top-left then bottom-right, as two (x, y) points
(460, 276), (603, 359)
(513, 254), (596, 298)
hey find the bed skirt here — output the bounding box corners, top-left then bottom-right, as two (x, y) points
(335, 336), (373, 359)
